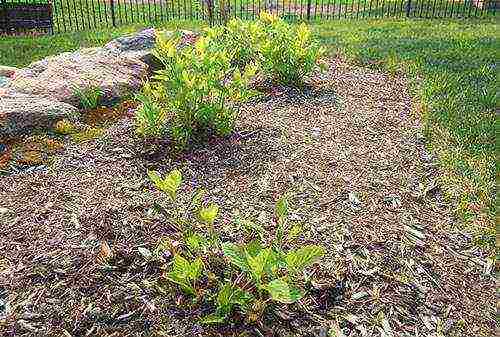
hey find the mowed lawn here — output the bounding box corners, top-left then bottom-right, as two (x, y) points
(1, 18), (497, 247)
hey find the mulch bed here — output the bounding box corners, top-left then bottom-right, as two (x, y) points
(0, 59), (495, 337)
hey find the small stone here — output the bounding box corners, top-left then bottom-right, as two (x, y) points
(348, 192), (361, 205)
(311, 127), (321, 138)
(0, 66), (17, 77)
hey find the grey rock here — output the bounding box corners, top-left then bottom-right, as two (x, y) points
(104, 28), (157, 67)
(104, 28), (157, 53)
(0, 92), (79, 137)
(0, 76), (9, 88)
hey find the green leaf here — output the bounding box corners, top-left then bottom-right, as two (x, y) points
(171, 254), (191, 278)
(263, 249), (281, 276)
(147, 170), (162, 187)
(217, 282), (234, 310)
(185, 232), (205, 252)
(247, 248), (272, 282)
(166, 254), (203, 296)
(287, 224), (302, 242)
(275, 196), (289, 219)
(199, 203), (219, 226)
(231, 288), (254, 310)
(166, 267), (196, 296)
(200, 313), (226, 325)
(245, 240), (263, 257)
(162, 169), (182, 200)
(222, 242), (249, 271)
(148, 169), (183, 201)
(265, 279), (303, 304)
(216, 282), (254, 317)
(189, 257), (204, 280)
(285, 245), (325, 274)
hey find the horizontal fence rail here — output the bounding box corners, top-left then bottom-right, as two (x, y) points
(0, 0), (498, 33)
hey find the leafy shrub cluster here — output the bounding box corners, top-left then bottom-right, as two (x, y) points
(206, 12), (325, 85)
(145, 169), (325, 325)
(257, 13), (326, 85)
(73, 85), (103, 110)
(136, 32), (257, 147)
(135, 13), (324, 147)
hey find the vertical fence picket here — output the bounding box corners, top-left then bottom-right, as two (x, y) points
(110, 0), (116, 26)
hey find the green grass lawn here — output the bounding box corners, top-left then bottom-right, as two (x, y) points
(1, 18), (497, 246)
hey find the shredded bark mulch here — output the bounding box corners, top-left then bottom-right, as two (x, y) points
(0, 59), (495, 337)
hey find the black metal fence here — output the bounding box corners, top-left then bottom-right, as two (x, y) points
(0, 0), (498, 33)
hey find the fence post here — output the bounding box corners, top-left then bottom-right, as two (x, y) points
(204, 0), (214, 26)
(307, 0), (312, 20)
(110, 0), (116, 27)
(405, 0), (412, 16)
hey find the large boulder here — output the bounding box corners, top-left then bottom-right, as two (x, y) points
(6, 48), (148, 106)
(0, 92), (79, 138)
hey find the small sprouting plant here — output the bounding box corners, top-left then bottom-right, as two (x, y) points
(145, 169), (325, 326)
(135, 83), (166, 138)
(54, 119), (76, 135)
(73, 85), (103, 110)
(166, 254), (204, 296)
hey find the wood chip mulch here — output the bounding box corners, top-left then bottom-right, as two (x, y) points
(0, 59), (495, 337)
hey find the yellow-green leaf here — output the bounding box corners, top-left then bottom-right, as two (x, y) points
(199, 203), (219, 226)
(275, 196), (288, 219)
(285, 245), (325, 274)
(265, 279), (302, 303)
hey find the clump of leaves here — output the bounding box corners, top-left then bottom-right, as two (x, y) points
(204, 19), (264, 69)
(146, 169), (325, 326)
(70, 127), (103, 143)
(206, 13), (325, 86)
(73, 85), (103, 110)
(136, 31), (257, 148)
(135, 82), (166, 138)
(257, 12), (326, 85)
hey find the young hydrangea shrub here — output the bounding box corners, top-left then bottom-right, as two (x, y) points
(204, 19), (264, 69)
(208, 13), (325, 86)
(146, 169), (326, 325)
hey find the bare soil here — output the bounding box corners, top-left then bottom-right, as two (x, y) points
(0, 59), (495, 337)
